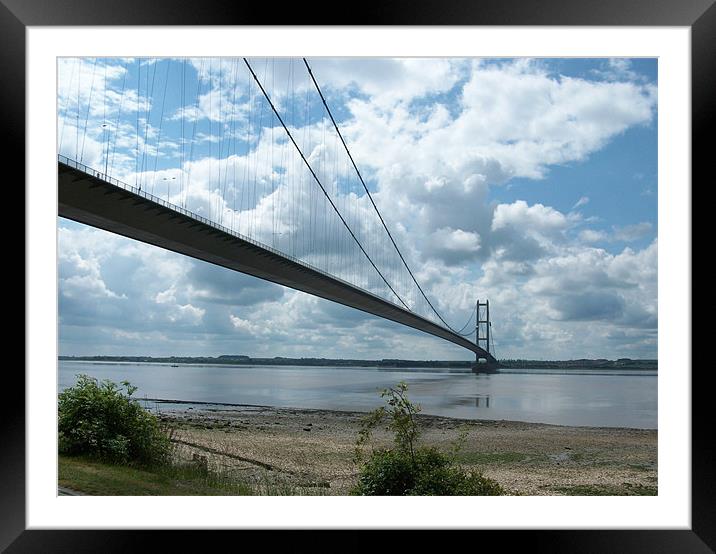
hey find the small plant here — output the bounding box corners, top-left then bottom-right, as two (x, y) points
(352, 382), (505, 496)
(354, 382), (421, 465)
(58, 374), (172, 466)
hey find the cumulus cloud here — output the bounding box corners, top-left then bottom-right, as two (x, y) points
(579, 229), (608, 243)
(58, 222), (286, 354)
(492, 201), (568, 233)
(308, 58), (466, 109)
(426, 227), (482, 265)
(229, 314), (265, 336)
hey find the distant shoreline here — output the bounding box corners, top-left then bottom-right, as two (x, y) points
(59, 355), (657, 371)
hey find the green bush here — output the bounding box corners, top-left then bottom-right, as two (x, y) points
(58, 374), (171, 466)
(352, 382), (505, 496)
(353, 447), (505, 496)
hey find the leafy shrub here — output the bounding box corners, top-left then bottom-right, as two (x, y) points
(353, 447), (505, 496)
(352, 382), (505, 496)
(58, 374), (171, 466)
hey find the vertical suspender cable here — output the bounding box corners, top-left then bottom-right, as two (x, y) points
(243, 57), (410, 310)
(80, 58), (98, 163)
(302, 57), (463, 333)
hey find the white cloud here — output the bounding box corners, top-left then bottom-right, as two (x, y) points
(592, 58), (650, 83)
(309, 58), (466, 109)
(578, 222), (654, 245)
(612, 222), (653, 242)
(154, 287), (177, 304)
(62, 273), (125, 300)
(439, 228), (481, 252)
(229, 314), (264, 336)
(169, 303), (205, 324)
(59, 230), (126, 300)
(579, 229), (608, 243)
(492, 200), (568, 233)
(573, 196), (590, 209)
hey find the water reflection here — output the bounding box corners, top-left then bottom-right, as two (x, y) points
(475, 395), (490, 408)
(453, 395), (491, 408)
(58, 361), (657, 429)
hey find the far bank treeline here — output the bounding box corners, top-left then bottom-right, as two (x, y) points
(58, 355), (657, 371)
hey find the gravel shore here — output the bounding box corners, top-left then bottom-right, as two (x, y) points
(157, 404), (657, 496)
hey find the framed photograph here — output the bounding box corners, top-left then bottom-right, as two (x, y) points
(10, 0), (710, 550)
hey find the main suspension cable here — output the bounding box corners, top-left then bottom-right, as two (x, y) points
(243, 57), (410, 311)
(454, 308), (476, 336)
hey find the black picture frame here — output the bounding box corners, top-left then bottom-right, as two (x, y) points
(7, 0), (710, 550)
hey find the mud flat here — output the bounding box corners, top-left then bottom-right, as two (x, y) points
(156, 404), (657, 496)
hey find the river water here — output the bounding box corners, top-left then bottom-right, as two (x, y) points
(58, 360), (657, 429)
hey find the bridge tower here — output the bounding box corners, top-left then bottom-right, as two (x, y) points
(473, 298), (498, 373)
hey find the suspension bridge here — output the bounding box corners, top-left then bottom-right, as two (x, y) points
(57, 57), (498, 366)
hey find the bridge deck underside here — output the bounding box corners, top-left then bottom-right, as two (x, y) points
(58, 162), (495, 361)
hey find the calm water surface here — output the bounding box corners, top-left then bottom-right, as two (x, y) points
(58, 361), (657, 429)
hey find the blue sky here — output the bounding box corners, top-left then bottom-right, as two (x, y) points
(57, 57), (658, 360)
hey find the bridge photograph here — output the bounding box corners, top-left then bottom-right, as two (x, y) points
(56, 56), (658, 498)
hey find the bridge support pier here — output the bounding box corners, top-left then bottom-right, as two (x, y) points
(473, 298), (499, 373)
(472, 358), (500, 374)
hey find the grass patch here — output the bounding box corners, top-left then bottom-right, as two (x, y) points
(547, 482), (658, 496)
(591, 460), (656, 471)
(455, 451), (530, 465)
(627, 463), (654, 472)
(59, 454), (253, 496)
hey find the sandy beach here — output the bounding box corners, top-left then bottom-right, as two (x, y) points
(157, 404), (657, 496)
